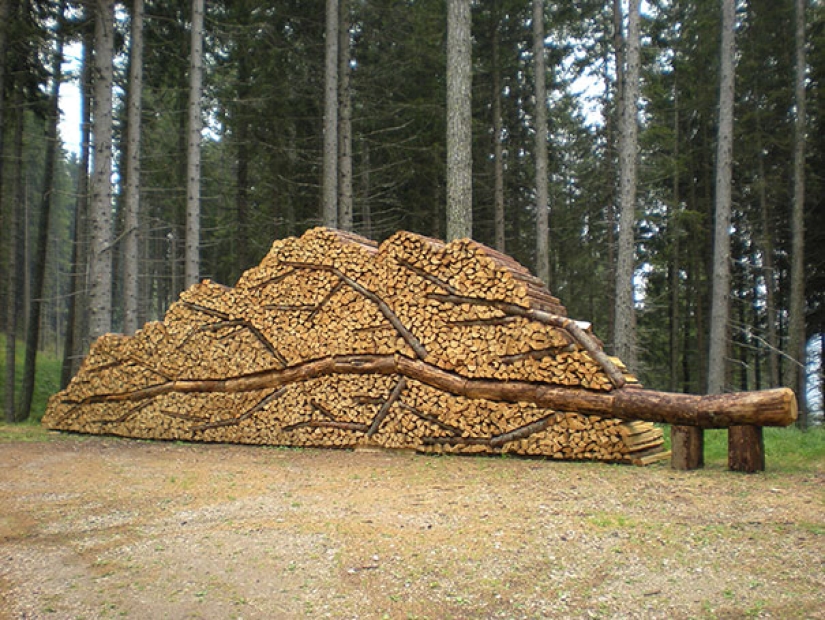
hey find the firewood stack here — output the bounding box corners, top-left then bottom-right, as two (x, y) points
(43, 228), (667, 465)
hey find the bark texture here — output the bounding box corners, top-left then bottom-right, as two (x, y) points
(89, 0), (116, 338)
(123, 0), (144, 335)
(613, 0), (640, 370)
(185, 0), (204, 288)
(533, 0), (549, 286)
(707, 0), (736, 395)
(446, 0), (472, 241)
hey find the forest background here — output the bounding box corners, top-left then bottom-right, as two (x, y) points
(1, 0), (823, 427)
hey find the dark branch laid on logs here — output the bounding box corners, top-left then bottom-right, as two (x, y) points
(60, 354), (797, 429)
(427, 292), (626, 388)
(282, 261), (429, 359)
(367, 377), (407, 436)
(181, 301), (287, 367)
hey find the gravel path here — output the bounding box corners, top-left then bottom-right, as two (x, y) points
(1, 435), (823, 619)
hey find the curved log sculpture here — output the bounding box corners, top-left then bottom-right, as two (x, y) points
(43, 228), (796, 465)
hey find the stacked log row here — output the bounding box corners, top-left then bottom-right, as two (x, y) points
(43, 227), (666, 464)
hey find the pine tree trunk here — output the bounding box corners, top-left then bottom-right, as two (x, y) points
(669, 85), (681, 393)
(185, 0), (204, 288)
(322, 0), (339, 228)
(445, 0), (472, 241)
(337, 0), (353, 232)
(88, 0), (115, 339)
(613, 0), (640, 372)
(533, 0), (549, 286)
(61, 17), (93, 388)
(123, 0), (144, 335)
(789, 0), (807, 426)
(60, 18), (92, 388)
(707, 0), (736, 395)
(360, 138), (372, 239)
(0, 0), (12, 421)
(491, 0), (505, 253)
(19, 0), (65, 421)
(4, 91), (24, 423)
(757, 131), (779, 387)
(235, 48), (251, 276)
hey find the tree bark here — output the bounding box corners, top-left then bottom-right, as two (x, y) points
(757, 128), (779, 388)
(59, 352), (798, 429)
(338, 0), (353, 231)
(123, 0), (144, 335)
(62, 15), (93, 388)
(707, 0), (736, 395)
(671, 425), (704, 470)
(533, 0), (549, 286)
(0, 0), (12, 422)
(89, 0), (115, 339)
(184, 0), (204, 288)
(322, 0), (339, 228)
(613, 0), (640, 371)
(4, 87), (24, 422)
(788, 0), (807, 427)
(728, 426), (765, 473)
(491, 0), (505, 253)
(446, 0), (472, 241)
(19, 0), (65, 421)
(669, 87), (681, 394)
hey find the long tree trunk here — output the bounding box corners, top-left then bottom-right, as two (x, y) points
(337, 0), (353, 232)
(0, 0), (9, 244)
(757, 132), (779, 387)
(446, 0), (472, 241)
(62, 15), (93, 388)
(491, 0), (505, 253)
(4, 89), (24, 422)
(789, 0), (807, 426)
(89, 0), (115, 339)
(184, 0), (204, 288)
(19, 0), (65, 421)
(0, 0), (12, 421)
(669, 83), (681, 393)
(235, 47), (251, 276)
(613, 0), (640, 372)
(322, 0), (339, 228)
(446, 0), (473, 240)
(123, 0), (144, 335)
(707, 0), (736, 395)
(533, 0), (549, 286)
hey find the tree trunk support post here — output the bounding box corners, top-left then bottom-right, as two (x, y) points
(728, 425), (765, 473)
(670, 425), (704, 470)
(671, 425), (766, 472)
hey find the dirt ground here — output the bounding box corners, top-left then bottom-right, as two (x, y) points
(0, 433), (822, 620)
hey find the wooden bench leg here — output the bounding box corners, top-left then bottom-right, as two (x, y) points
(671, 425), (704, 470)
(728, 425), (765, 472)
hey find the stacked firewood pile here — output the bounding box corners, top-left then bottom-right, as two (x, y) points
(43, 228), (668, 465)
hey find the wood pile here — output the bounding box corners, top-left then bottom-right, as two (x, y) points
(44, 227), (670, 464)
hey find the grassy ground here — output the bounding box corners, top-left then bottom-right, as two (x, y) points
(0, 334), (63, 423)
(660, 424), (825, 474)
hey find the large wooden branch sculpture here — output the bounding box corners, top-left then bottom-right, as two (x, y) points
(43, 228), (796, 466)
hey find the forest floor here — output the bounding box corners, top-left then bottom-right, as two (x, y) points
(0, 429), (823, 619)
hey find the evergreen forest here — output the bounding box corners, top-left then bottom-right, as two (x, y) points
(1, 0), (823, 425)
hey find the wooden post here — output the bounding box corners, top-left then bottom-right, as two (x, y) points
(670, 425), (704, 470)
(728, 425), (765, 473)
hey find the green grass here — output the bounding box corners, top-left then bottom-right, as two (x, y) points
(0, 333), (63, 424)
(660, 424), (825, 473)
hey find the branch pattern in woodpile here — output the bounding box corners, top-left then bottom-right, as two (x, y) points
(43, 227), (668, 464)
